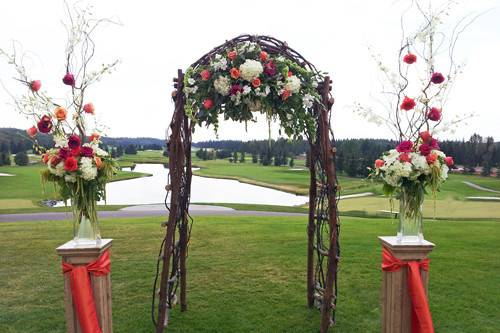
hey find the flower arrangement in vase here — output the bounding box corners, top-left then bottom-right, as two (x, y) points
(358, 2), (475, 243)
(1, 3), (119, 244)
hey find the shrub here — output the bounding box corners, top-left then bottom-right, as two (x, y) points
(14, 151), (29, 166)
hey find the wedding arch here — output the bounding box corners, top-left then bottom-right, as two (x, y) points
(153, 35), (340, 333)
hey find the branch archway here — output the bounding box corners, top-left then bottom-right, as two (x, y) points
(153, 35), (340, 333)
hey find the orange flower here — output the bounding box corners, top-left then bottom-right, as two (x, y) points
(426, 153), (438, 164)
(281, 89), (291, 101)
(260, 51), (268, 62)
(227, 50), (237, 60)
(94, 156), (103, 169)
(230, 67), (240, 79)
(41, 153), (50, 164)
(89, 132), (100, 142)
(54, 107), (67, 121)
(252, 78), (261, 88)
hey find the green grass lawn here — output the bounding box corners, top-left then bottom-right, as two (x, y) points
(0, 216), (499, 332)
(0, 165), (150, 213)
(117, 150), (167, 168)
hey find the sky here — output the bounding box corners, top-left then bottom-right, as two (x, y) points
(0, 0), (499, 142)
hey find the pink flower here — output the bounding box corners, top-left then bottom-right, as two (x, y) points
(444, 156), (454, 167)
(68, 134), (81, 150)
(419, 131), (432, 143)
(375, 159), (384, 168)
(430, 72), (445, 84)
(62, 73), (75, 86)
(202, 99), (213, 109)
(396, 140), (413, 153)
(83, 103), (95, 115)
(81, 146), (94, 158)
(27, 126), (37, 137)
(403, 53), (417, 64)
(264, 61), (276, 76)
(399, 153), (412, 163)
(427, 107), (442, 121)
(30, 80), (41, 92)
(430, 138), (440, 150)
(419, 143), (432, 156)
(400, 96), (416, 111)
(200, 70), (211, 81)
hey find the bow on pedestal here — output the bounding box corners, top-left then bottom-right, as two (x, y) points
(62, 250), (111, 333)
(382, 248), (434, 333)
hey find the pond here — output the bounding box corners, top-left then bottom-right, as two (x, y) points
(101, 163), (308, 206)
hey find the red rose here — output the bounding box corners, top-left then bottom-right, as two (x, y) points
(375, 159), (385, 168)
(81, 146), (94, 157)
(403, 53), (417, 64)
(252, 78), (261, 88)
(400, 96), (416, 111)
(430, 72), (445, 84)
(203, 99), (213, 109)
(419, 143), (432, 156)
(30, 80), (41, 92)
(58, 148), (71, 160)
(396, 140), (413, 153)
(27, 126), (37, 137)
(427, 107), (441, 121)
(200, 70), (211, 81)
(444, 156), (454, 167)
(230, 67), (240, 79)
(68, 134), (81, 150)
(62, 72), (75, 86)
(419, 131), (432, 143)
(399, 153), (412, 163)
(64, 157), (78, 172)
(71, 147), (81, 157)
(260, 51), (268, 62)
(227, 50), (237, 60)
(426, 153), (437, 164)
(264, 61), (276, 76)
(37, 115), (53, 133)
(83, 103), (95, 115)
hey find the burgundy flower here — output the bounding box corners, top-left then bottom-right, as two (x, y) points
(396, 140), (413, 153)
(430, 72), (445, 84)
(81, 146), (94, 158)
(37, 115), (53, 134)
(400, 96), (416, 111)
(403, 53), (417, 64)
(68, 134), (81, 150)
(62, 72), (75, 86)
(430, 138), (440, 150)
(427, 107), (442, 121)
(229, 84), (243, 96)
(58, 147), (71, 160)
(419, 143), (432, 156)
(264, 61), (276, 76)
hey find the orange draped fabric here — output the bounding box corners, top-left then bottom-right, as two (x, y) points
(382, 248), (434, 333)
(62, 250), (111, 333)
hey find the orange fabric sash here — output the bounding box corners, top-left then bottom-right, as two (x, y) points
(62, 250), (110, 333)
(382, 248), (434, 333)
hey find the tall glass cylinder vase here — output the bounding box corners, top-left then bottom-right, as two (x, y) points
(397, 185), (424, 243)
(73, 209), (101, 245)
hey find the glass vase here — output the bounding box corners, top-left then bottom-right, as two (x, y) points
(73, 211), (101, 245)
(397, 186), (424, 243)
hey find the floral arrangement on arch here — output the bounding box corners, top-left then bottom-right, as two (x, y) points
(0, 4), (119, 240)
(183, 41), (323, 140)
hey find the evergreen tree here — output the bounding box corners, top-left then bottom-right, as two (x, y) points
(252, 152), (258, 163)
(289, 157), (295, 168)
(232, 151), (238, 163)
(239, 151), (246, 163)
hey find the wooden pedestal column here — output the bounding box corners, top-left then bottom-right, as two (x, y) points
(378, 236), (435, 333)
(56, 239), (113, 333)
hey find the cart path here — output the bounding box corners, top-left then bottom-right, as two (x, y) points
(462, 181), (500, 194)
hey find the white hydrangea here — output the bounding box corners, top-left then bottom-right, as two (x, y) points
(239, 60), (263, 81)
(242, 85), (251, 95)
(285, 75), (301, 93)
(54, 134), (68, 148)
(80, 157), (97, 180)
(213, 76), (231, 96)
(411, 153), (431, 175)
(385, 173), (400, 187)
(65, 173), (77, 183)
(49, 162), (65, 177)
(211, 54), (228, 71)
(302, 94), (314, 109)
(381, 149), (399, 168)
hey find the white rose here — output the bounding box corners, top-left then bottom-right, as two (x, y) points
(239, 60), (263, 81)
